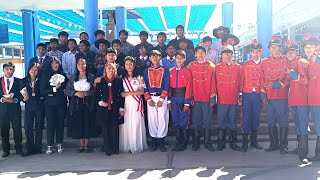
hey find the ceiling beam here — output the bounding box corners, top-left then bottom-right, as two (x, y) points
(158, 7), (168, 31)
(137, 19), (151, 32)
(185, 5), (191, 32)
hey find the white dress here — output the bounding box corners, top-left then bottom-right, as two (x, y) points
(119, 76), (148, 153)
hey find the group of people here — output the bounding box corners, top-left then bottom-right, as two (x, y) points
(0, 24), (319, 165)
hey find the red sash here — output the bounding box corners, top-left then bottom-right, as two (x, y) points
(1, 77), (7, 95)
(123, 77), (144, 116)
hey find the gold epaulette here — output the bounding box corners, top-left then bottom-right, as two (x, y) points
(208, 61), (215, 69)
(299, 58), (308, 64)
(169, 67), (175, 71)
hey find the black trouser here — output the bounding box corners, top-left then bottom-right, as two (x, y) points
(1, 108), (22, 152)
(24, 106), (44, 151)
(45, 105), (66, 146)
(102, 110), (119, 153)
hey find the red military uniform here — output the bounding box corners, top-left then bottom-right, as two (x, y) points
(187, 61), (216, 102)
(240, 59), (262, 94)
(168, 67), (193, 102)
(288, 57), (309, 106)
(308, 57), (320, 106)
(215, 61), (241, 104)
(260, 55), (289, 99)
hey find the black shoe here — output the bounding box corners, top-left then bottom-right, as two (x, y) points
(173, 129), (185, 151)
(265, 127), (280, 152)
(158, 138), (167, 152)
(150, 138), (158, 152)
(77, 147), (85, 153)
(192, 129), (201, 151)
(204, 129), (215, 152)
(22, 150), (34, 157)
(84, 147), (92, 153)
(105, 151), (112, 156)
(229, 130), (241, 152)
(16, 149), (25, 156)
(250, 130), (263, 150)
(2, 151), (10, 158)
(241, 133), (249, 152)
(217, 128), (226, 151)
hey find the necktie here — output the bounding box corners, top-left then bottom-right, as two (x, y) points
(7, 79), (10, 91)
(169, 57), (173, 62)
(39, 58), (43, 65)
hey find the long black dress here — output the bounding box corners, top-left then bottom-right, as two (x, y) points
(95, 77), (124, 155)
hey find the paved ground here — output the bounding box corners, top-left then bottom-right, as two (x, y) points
(0, 141), (319, 180)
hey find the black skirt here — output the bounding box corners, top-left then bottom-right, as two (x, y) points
(71, 101), (95, 139)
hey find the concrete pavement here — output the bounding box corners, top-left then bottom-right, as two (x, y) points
(0, 141), (320, 179)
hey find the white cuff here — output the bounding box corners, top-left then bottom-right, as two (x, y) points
(13, 98), (18, 103)
(159, 98), (164, 102)
(239, 92), (242, 96)
(98, 101), (103, 106)
(184, 104), (190, 106)
(147, 99), (152, 102)
(53, 87), (57, 92)
(0, 98), (3, 103)
(119, 108), (124, 112)
(167, 100), (171, 104)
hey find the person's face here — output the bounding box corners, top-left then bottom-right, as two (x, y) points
(59, 36), (68, 44)
(150, 54), (161, 66)
(79, 43), (88, 53)
(269, 44), (281, 57)
(304, 43), (317, 58)
(179, 42), (187, 50)
(29, 66), (39, 77)
(250, 49), (262, 61)
(124, 60), (135, 73)
(119, 33), (127, 42)
(140, 35), (148, 43)
(96, 34), (105, 40)
(3, 66), (14, 78)
(157, 35), (166, 44)
(36, 46), (46, 57)
(77, 60), (87, 72)
(195, 49), (206, 61)
(99, 44), (107, 52)
(176, 28), (184, 37)
(217, 29), (226, 39)
(175, 54), (186, 68)
(222, 52), (233, 63)
(139, 47), (147, 56)
(203, 41), (212, 49)
(105, 53), (116, 63)
(166, 46), (176, 56)
(226, 38), (235, 46)
(51, 61), (60, 72)
(112, 43), (121, 53)
(50, 42), (58, 50)
(80, 34), (89, 41)
(285, 50), (298, 61)
(105, 64), (115, 77)
(68, 41), (77, 51)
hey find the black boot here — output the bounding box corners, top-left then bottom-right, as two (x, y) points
(250, 130), (263, 150)
(298, 134), (309, 164)
(265, 127), (280, 152)
(310, 136), (320, 161)
(204, 129), (215, 152)
(173, 129), (184, 151)
(241, 133), (249, 152)
(280, 127), (288, 154)
(192, 129), (201, 151)
(23, 143), (35, 157)
(229, 130), (241, 151)
(150, 137), (158, 152)
(217, 129), (226, 151)
(158, 138), (167, 152)
(288, 135), (300, 154)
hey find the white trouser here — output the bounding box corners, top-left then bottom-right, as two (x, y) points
(147, 96), (169, 138)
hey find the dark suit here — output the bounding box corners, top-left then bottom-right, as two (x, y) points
(21, 76), (44, 153)
(135, 57), (151, 76)
(0, 77), (23, 153)
(29, 56), (51, 73)
(40, 71), (67, 146)
(96, 77), (124, 154)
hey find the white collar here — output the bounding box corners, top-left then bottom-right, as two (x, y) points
(252, 59), (261, 64)
(167, 56), (175, 60)
(68, 50), (78, 55)
(140, 55), (148, 60)
(38, 55), (46, 59)
(197, 60), (205, 64)
(4, 76), (14, 82)
(176, 66), (183, 70)
(176, 36), (185, 40)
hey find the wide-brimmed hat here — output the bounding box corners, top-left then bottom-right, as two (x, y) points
(213, 26), (230, 38)
(221, 34), (240, 46)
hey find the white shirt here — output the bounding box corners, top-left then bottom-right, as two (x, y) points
(139, 55), (148, 61)
(4, 76), (14, 94)
(62, 50), (78, 79)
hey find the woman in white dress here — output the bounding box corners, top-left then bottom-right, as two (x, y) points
(119, 56), (148, 153)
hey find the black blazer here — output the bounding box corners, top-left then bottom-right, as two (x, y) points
(40, 71), (67, 106)
(95, 77), (124, 127)
(135, 57), (150, 76)
(29, 56), (51, 72)
(0, 77), (22, 126)
(21, 76), (44, 111)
